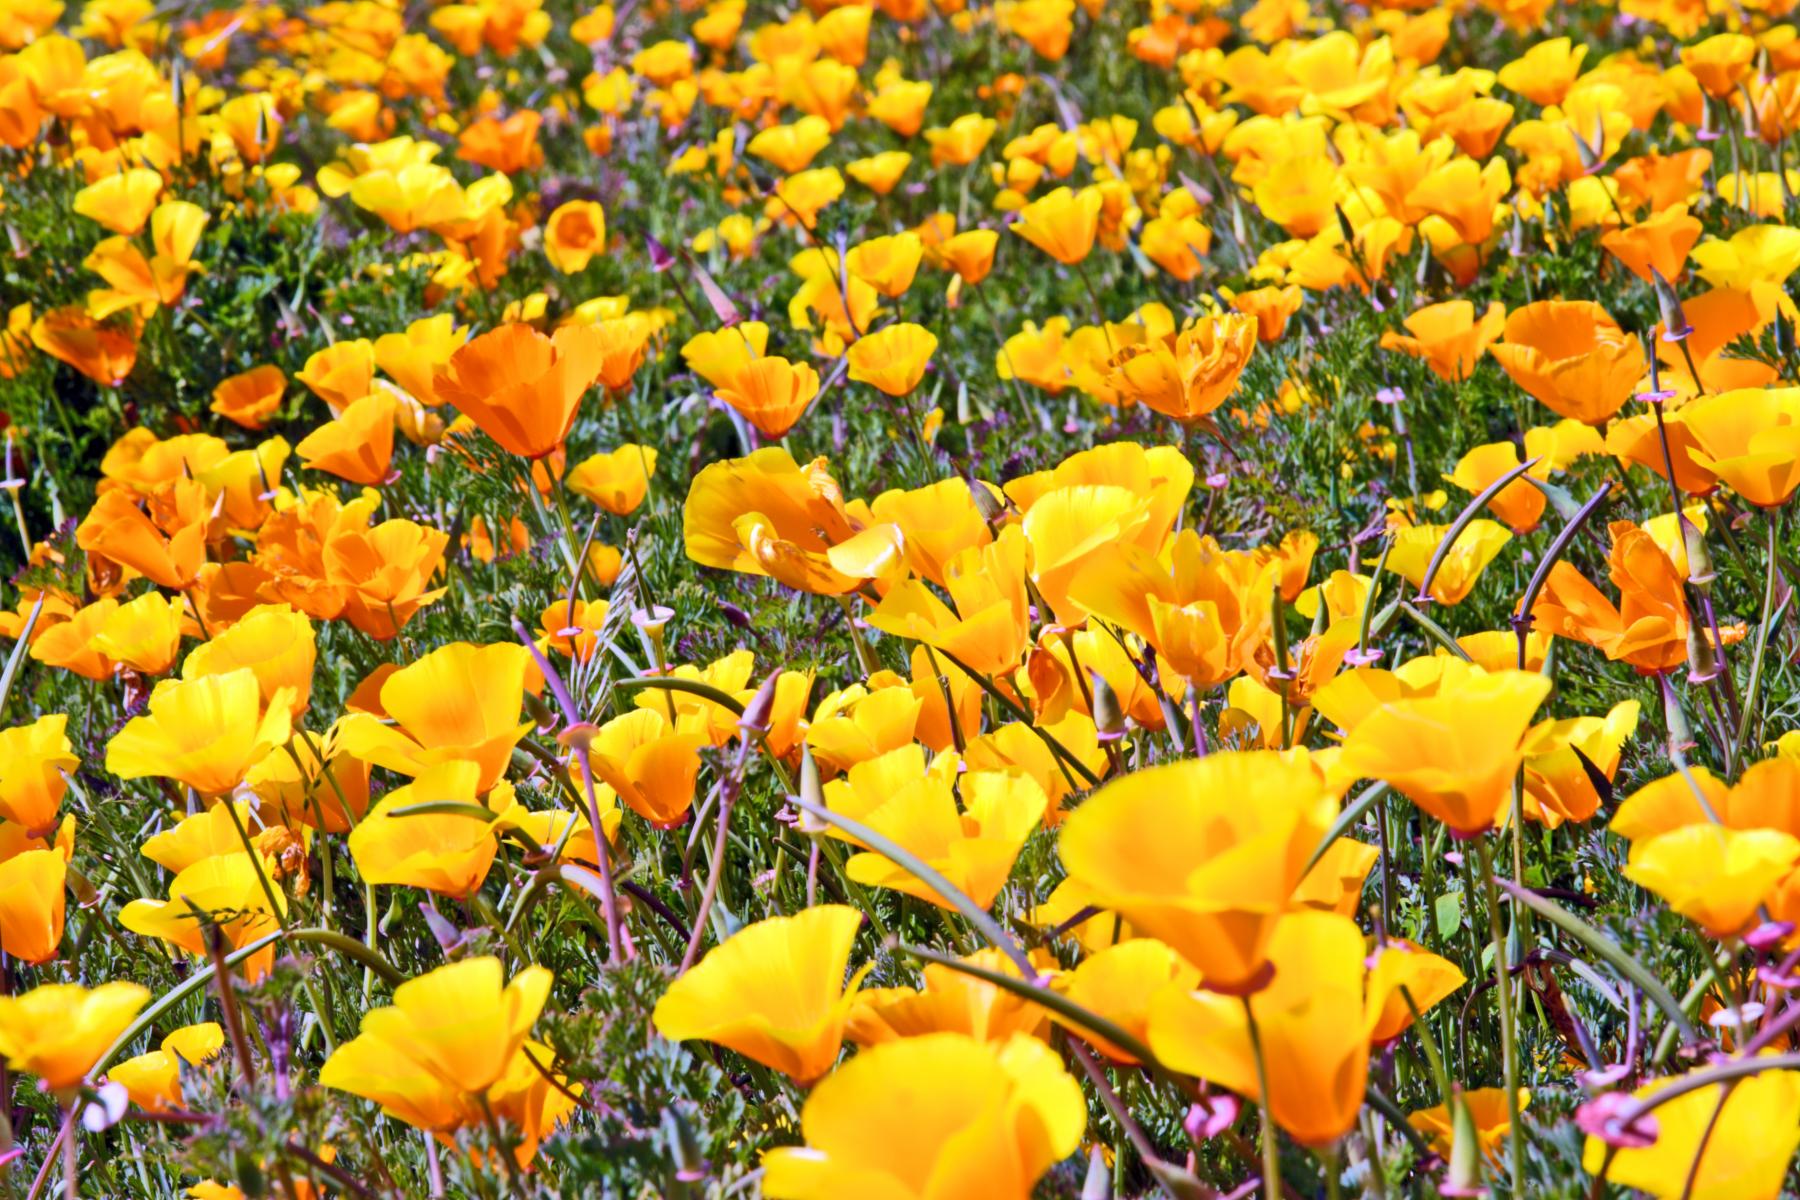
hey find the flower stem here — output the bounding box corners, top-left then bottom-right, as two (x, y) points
(1242, 994), (1282, 1200)
(1476, 835), (1525, 1192)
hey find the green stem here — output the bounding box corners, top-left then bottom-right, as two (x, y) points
(1477, 836), (1524, 1193)
(1733, 508), (1784, 768)
(1242, 995), (1283, 1200)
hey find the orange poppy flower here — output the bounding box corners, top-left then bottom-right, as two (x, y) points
(75, 486), (207, 591)
(1530, 520), (1698, 674)
(1011, 186), (1102, 265)
(717, 356), (821, 438)
(1680, 387), (1800, 508)
(211, 365), (286, 430)
(433, 323), (606, 459)
(846, 323), (936, 396)
(1600, 204), (1702, 284)
(29, 306), (138, 387)
(1380, 300), (1505, 383)
(295, 393), (396, 485)
(1488, 300), (1645, 425)
(296, 340), (376, 416)
(543, 199), (607, 274)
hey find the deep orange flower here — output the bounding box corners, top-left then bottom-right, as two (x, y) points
(1106, 314), (1258, 421)
(211, 365), (286, 430)
(456, 109), (543, 174)
(717, 356), (821, 438)
(295, 393), (396, 485)
(434, 323), (606, 459)
(1531, 520), (1700, 673)
(75, 486), (207, 591)
(1380, 300), (1504, 383)
(1600, 204), (1701, 284)
(1488, 300), (1645, 425)
(297, 340), (376, 416)
(29, 307), (138, 387)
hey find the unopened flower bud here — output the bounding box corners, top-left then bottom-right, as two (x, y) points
(1685, 621), (1720, 684)
(1441, 1088), (1485, 1198)
(1080, 1147), (1110, 1200)
(1652, 268), (1693, 342)
(1089, 670), (1125, 743)
(740, 671), (778, 734)
(1682, 517), (1716, 588)
(796, 744), (826, 834)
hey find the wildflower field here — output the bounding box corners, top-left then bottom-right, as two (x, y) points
(8, 0), (1800, 1193)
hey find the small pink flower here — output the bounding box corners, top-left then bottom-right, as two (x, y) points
(1576, 1091), (1660, 1149)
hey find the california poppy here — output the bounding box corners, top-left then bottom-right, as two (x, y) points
(654, 905), (867, 1081)
(349, 763), (517, 897)
(761, 1033), (1084, 1199)
(0, 981), (148, 1094)
(847, 323), (937, 396)
(1380, 300), (1505, 383)
(328, 956), (552, 1098)
(1488, 300), (1646, 425)
(1337, 668), (1551, 836)
(107, 669), (294, 796)
(433, 323), (607, 459)
(1149, 910), (1458, 1145)
(717, 355), (821, 437)
(1059, 752), (1336, 991)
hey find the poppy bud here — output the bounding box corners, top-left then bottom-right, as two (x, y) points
(796, 744), (826, 834)
(1660, 673), (1696, 755)
(1089, 670), (1125, 743)
(969, 479), (1007, 523)
(1682, 517), (1716, 588)
(740, 671), (779, 735)
(1080, 1147), (1110, 1200)
(1651, 267), (1693, 341)
(1698, 94), (1721, 142)
(664, 1105), (710, 1182)
(1685, 621), (1720, 685)
(1441, 1087), (1485, 1197)
(522, 688), (556, 730)
(235, 1149), (268, 1198)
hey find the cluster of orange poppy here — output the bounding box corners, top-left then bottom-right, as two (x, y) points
(8, 0), (1800, 1191)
